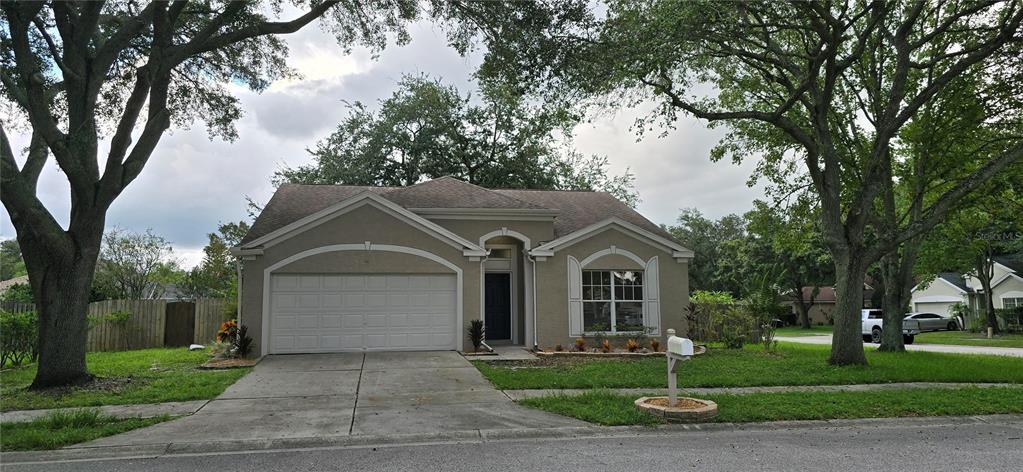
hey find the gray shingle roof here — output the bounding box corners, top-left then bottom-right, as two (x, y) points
(381, 176), (548, 210)
(937, 272), (973, 292)
(241, 177), (678, 245)
(993, 254), (1023, 274)
(494, 189), (677, 241)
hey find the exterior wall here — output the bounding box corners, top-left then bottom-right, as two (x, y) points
(532, 227), (689, 349)
(914, 279), (967, 298)
(910, 278), (968, 314)
(787, 302), (835, 325)
(993, 275), (1023, 309)
(240, 204), (481, 356)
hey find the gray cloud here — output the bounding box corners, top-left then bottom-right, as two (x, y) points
(1, 20), (764, 268)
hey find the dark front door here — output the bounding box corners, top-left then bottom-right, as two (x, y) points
(485, 273), (512, 340)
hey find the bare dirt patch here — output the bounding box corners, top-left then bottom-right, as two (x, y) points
(30, 376), (137, 398)
(199, 358), (258, 369)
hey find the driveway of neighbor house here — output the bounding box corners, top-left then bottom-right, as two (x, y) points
(775, 335), (1023, 358)
(76, 351), (582, 448)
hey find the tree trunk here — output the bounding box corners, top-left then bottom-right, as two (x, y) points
(793, 287), (814, 329)
(829, 253), (869, 366)
(976, 255), (999, 334)
(878, 254), (905, 352)
(17, 224), (104, 389)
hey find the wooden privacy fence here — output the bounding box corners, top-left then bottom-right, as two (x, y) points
(3, 298), (230, 352)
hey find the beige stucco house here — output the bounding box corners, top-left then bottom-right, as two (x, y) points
(231, 177), (693, 356)
(910, 255), (1023, 322)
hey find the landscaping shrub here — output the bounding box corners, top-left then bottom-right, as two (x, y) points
(649, 338), (661, 352)
(0, 310), (38, 367)
(216, 319), (238, 342)
(574, 338), (586, 351)
(626, 339), (640, 352)
(716, 305), (755, 349)
(233, 325), (254, 358)
(466, 319), (485, 352)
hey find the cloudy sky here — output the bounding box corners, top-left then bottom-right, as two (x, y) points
(0, 20), (764, 269)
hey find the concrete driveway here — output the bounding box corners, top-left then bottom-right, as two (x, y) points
(78, 351), (582, 448)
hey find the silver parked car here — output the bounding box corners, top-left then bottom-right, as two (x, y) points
(903, 312), (958, 332)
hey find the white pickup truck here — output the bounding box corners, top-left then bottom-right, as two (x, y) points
(861, 309), (920, 344)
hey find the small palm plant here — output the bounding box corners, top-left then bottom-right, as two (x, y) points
(467, 320), (485, 352)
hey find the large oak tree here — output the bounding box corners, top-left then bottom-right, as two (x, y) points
(0, 0), (489, 388)
(460, 0), (1023, 365)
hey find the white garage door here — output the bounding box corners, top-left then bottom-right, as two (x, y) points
(914, 302), (956, 318)
(269, 274), (457, 353)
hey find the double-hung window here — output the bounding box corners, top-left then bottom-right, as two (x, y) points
(582, 270), (644, 333)
(1004, 297), (1023, 310)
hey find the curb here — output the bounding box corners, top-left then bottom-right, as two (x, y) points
(4, 414), (1022, 465)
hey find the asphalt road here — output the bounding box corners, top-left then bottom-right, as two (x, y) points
(6, 418), (1022, 472)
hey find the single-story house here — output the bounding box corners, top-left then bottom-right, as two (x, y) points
(910, 255), (1023, 319)
(786, 284), (875, 325)
(232, 176), (693, 356)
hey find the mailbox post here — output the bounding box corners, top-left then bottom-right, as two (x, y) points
(665, 329), (694, 407)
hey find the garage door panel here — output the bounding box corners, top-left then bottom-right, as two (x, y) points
(270, 273), (457, 353)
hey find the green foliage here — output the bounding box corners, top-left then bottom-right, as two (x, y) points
(93, 229), (176, 300)
(716, 305), (755, 349)
(233, 325), (254, 358)
(691, 291), (736, 305)
(184, 222), (249, 299)
(1, 282), (33, 303)
(473, 343), (1023, 390)
(0, 348), (251, 412)
(0, 310), (37, 367)
(0, 239), (27, 280)
(669, 209), (747, 295)
(466, 319), (486, 352)
(273, 74), (639, 205)
(0, 409), (171, 451)
(520, 387), (1023, 426)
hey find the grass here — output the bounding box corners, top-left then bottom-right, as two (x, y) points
(0, 348), (251, 412)
(774, 325), (833, 337)
(0, 408), (171, 451)
(519, 386), (1023, 425)
(914, 330), (1023, 348)
(473, 342), (1023, 390)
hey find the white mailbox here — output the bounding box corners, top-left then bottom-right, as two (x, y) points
(668, 335), (694, 357)
(664, 329), (694, 407)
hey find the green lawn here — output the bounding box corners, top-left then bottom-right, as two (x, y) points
(520, 386), (1023, 425)
(0, 409), (171, 451)
(0, 348), (250, 412)
(474, 343), (1023, 390)
(914, 330), (1023, 348)
(774, 325), (833, 337)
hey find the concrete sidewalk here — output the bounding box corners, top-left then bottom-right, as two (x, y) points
(0, 400), (208, 424)
(776, 335), (1023, 357)
(502, 382), (1022, 401)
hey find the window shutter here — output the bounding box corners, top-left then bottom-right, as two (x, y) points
(644, 256), (660, 334)
(568, 256), (583, 336)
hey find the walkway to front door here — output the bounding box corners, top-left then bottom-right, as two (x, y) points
(485, 273), (512, 340)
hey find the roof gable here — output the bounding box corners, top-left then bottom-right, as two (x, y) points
(240, 191), (485, 255)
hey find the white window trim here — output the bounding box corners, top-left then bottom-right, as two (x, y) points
(581, 269), (646, 335)
(568, 248), (661, 337)
(261, 243), (464, 355)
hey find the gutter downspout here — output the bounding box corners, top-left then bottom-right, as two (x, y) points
(235, 259), (243, 325)
(526, 250), (539, 351)
(479, 249), (494, 353)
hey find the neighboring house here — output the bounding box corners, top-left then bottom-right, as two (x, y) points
(786, 284), (876, 325)
(910, 255), (1023, 320)
(232, 176), (693, 356)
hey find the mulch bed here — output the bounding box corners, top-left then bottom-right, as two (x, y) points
(31, 376), (136, 397)
(642, 397), (708, 409)
(199, 358), (259, 370)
